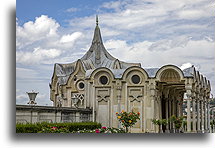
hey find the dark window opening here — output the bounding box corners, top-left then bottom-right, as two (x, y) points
(100, 76), (108, 85)
(79, 82), (85, 89)
(131, 75), (140, 84)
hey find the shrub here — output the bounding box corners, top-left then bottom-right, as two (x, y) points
(169, 115), (184, 129)
(16, 123), (41, 133)
(152, 119), (168, 133)
(16, 122), (101, 133)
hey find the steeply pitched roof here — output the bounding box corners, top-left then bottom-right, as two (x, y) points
(182, 66), (195, 77)
(144, 68), (159, 77)
(53, 16), (140, 85)
(80, 16), (140, 70)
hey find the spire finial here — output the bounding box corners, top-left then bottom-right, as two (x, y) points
(96, 15), (98, 26)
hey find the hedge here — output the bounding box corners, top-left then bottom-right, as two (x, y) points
(16, 122), (102, 133)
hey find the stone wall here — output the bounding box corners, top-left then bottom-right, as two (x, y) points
(16, 105), (92, 124)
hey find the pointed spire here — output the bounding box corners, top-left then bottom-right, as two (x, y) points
(92, 15), (102, 44)
(96, 15), (98, 26)
(81, 15), (116, 63)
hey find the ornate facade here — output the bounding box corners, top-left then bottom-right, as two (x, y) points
(50, 17), (211, 133)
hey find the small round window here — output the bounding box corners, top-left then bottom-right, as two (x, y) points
(77, 81), (85, 90)
(131, 75), (140, 84)
(79, 82), (85, 89)
(99, 76), (108, 85)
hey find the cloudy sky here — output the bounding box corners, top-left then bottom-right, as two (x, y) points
(16, 0), (215, 105)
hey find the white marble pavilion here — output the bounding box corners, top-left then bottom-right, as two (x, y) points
(50, 17), (212, 133)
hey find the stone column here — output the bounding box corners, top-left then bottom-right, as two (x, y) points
(151, 97), (155, 132)
(177, 100), (180, 117)
(185, 80), (196, 133)
(207, 102), (210, 132)
(159, 97), (162, 119)
(192, 98), (197, 132)
(125, 83), (128, 111)
(173, 99), (176, 116)
(173, 99), (176, 132)
(165, 99), (169, 132)
(84, 83), (87, 108)
(211, 107), (215, 133)
(150, 88), (156, 132)
(201, 100), (204, 132)
(116, 85), (121, 129)
(197, 99), (201, 132)
(186, 94), (192, 132)
(204, 100), (208, 131)
(169, 99), (172, 130)
(178, 96), (183, 117)
(92, 84), (96, 122)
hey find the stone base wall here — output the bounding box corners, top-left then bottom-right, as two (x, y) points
(16, 105), (92, 124)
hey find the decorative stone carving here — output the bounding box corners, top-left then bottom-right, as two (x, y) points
(72, 93), (85, 106)
(96, 88), (110, 102)
(128, 87), (143, 102)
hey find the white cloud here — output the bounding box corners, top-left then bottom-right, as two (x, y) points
(101, 1), (125, 12)
(177, 10), (211, 19)
(66, 7), (78, 13)
(16, 67), (39, 79)
(36, 93), (46, 99)
(16, 15), (60, 48)
(60, 32), (83, 43)
(105, 39), (128, 50)
(16, 15), (85, 66)
(16, 47), (62, 65)
(16, 94), (28, 100)
(16, 89), (29, 105)
(105, 38), (214, 72)
(101, 28), (122, 37)
(149, 36), (191, 51)
(69, 0), (214, 41)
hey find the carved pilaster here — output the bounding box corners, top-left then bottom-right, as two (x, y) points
(204, 100), (208, 131)
(196, 98), (201, 131)
(165, 99), (169, 132)
(185, 84), (192, 132)
(192, 97), (197, 132)
(200, 95), (204, 131)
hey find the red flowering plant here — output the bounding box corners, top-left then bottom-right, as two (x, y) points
(39, 126), (70, 133)
(116, 110), (140, 133)
(95, 129), (100, 133)
(76, 127), (126, 133)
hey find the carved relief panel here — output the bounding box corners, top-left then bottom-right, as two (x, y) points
(127, 87), (144, 128)
(95, 88), (111, 127)
(71, 93), (85, 108)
